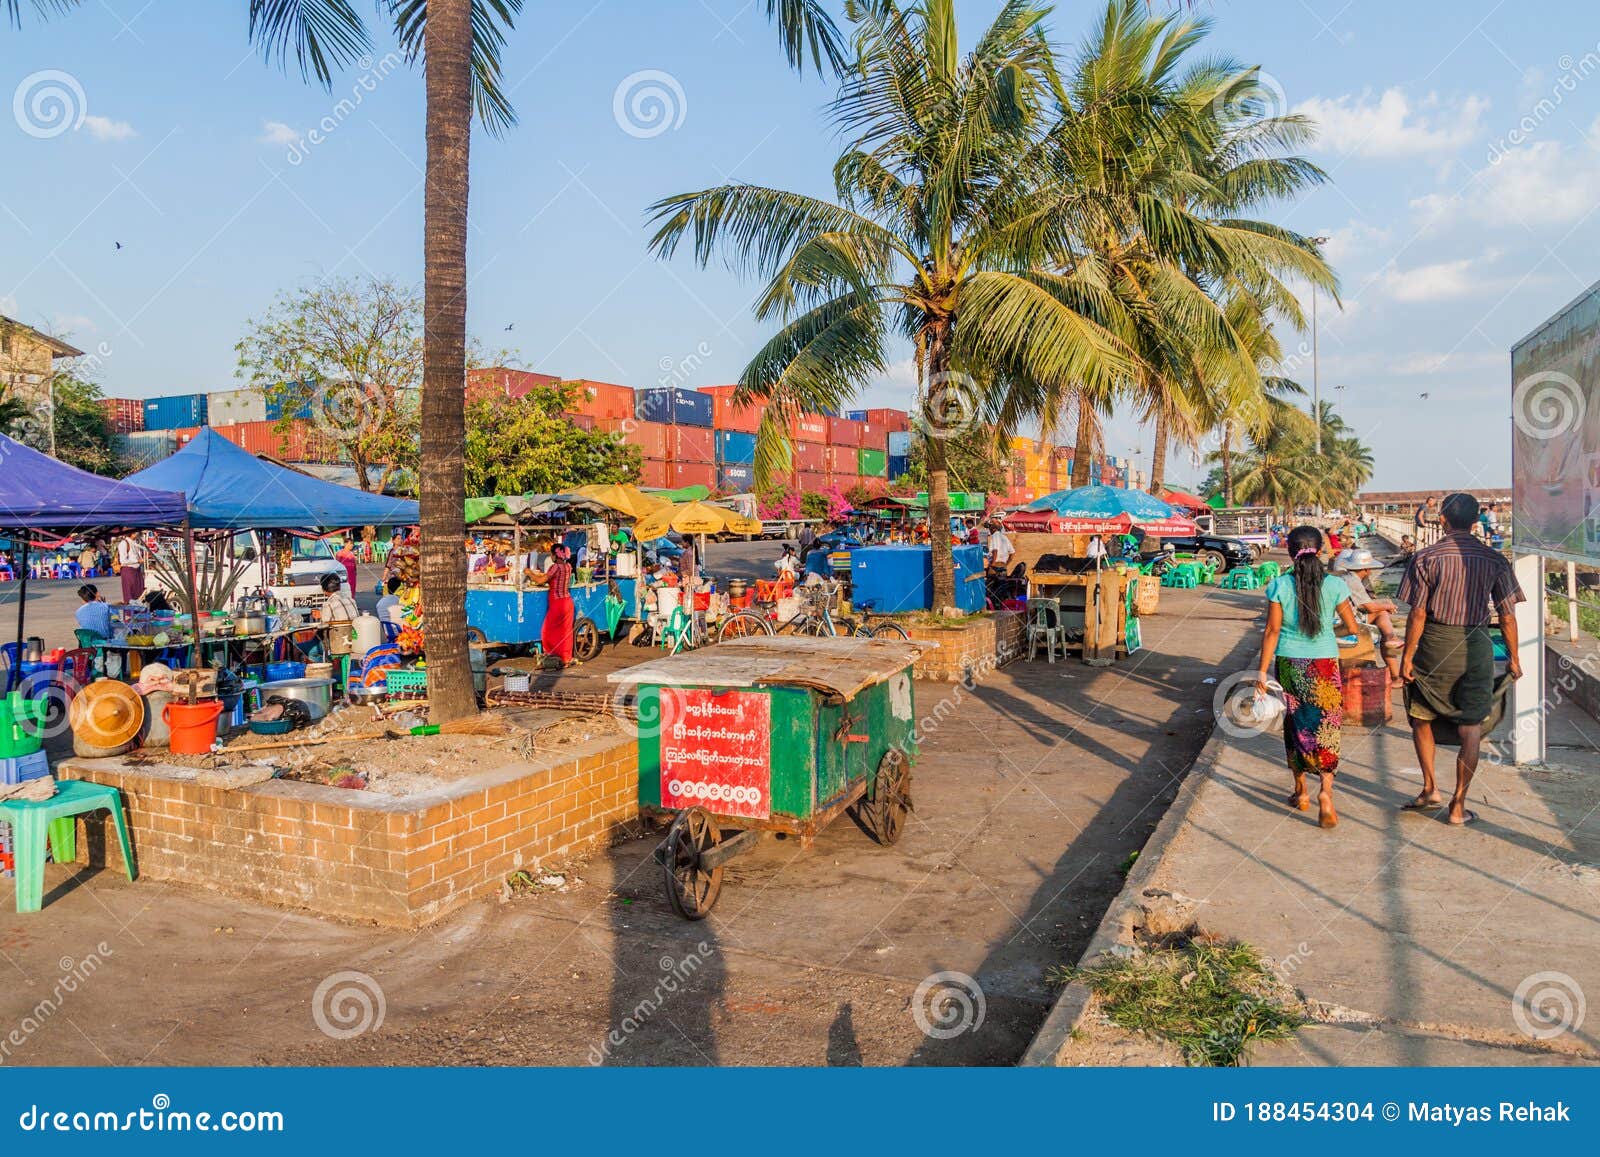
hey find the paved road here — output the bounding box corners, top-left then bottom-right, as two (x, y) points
(0, 583), (1262, 1066)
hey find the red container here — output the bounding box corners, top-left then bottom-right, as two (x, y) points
(638, 458), (668, 488)
(598, 419), (668, 459)
(794, 441), (828, 472)
(669, 425), (714, 464)
(827, 416), (865, 447)
(666, 460), (716, 489)
(864, 408), (910, 433)
(568, 379), (635, 421)
(700, 385), (764, 433)
(861, 420), (889, 450)
(792, 413), (828, 443)
(563, 412), (596, 432)
(466, 368), (561, 402)
(1342, 666), (1392, 726)
(100, 397), (144, 433)
(796, 470), (829, 493)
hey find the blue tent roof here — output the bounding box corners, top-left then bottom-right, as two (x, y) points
(1026, 484), (1179, 520)
(124, 427), (418, 530)
(0, 432), (188, 531)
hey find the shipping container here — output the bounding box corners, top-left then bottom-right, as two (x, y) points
(698, 385), (764, 434)
(794, 440), (828, 473)
(636, 387), (713, 428)
(564, 412), (596, 431)
(99, 397), (143, 433)
(863, 408), (910, 432)
(638, 458), (669, 489)
(669, 424), (714, 464)
(206, 388), (268, 426)
(826, 416), (865, 447)
(466, 367), (561, 402)
(796, 470), (829, 494)
(858, 447), (888, 477)
(565, 378), (634, 421)
(887, 453), (909, 480)
(263, 387), (314, 422)
(666, 460), (716, 490)
(113, 430), (175, 467)
(823, 445), (853, 475)
(887, 429), (913, 457)
(844, 410), (867, 421)
(715, 429), (757, 465)
(861, 420), (889, 450)
(142, 393), (207, 431)
(598, 418), (669, 459)
(791, 412), (829, 443)
(717, 463), (754, 492)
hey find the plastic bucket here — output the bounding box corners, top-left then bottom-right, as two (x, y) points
(163, 699), (224, 755)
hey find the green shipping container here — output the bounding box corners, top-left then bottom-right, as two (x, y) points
(857, 447), (888, 477)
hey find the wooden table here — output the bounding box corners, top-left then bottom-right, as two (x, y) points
(1027, 568), (1132, 666)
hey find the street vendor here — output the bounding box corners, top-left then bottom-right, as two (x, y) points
(774, 544), (800, 579)
(115, 531), (147, 603)
(75, 583), (113, 640)
(316, 572), (360, 626)
(540, 543), (576, 667)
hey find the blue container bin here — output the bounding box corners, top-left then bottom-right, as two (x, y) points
(718, 463), (754, 491)
(635, 388), (713, 428)
(142, 393), (209, 431)
(887, 430), (913, 457)
(264, 661), (306, 683)
(851, 545), (987, 613)
(715, 429), (757, 464)
(0, 750), (50, 786)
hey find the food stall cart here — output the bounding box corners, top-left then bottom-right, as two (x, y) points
(610, 635), (931, 918)
(465, 580), (637, 661)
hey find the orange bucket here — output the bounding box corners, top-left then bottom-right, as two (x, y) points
(163, 699), (224, 754)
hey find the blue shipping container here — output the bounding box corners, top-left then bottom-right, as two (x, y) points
(717, 463), (754, 491)
(887, 454), (910, 480)
(849, 545), (985, 613)
(887, 430), (913, 457)
(845, 410), (868, 421)
(264, 386), (315, 421)
(715, 429), (757, 464)
(142, 393), (208, 430)
(635, 388), (713, 428)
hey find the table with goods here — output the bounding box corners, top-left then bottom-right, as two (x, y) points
(609, 635), (930, 918)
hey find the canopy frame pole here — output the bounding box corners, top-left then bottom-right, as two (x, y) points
(183, 519), (202, 668)
(12, 537), (30, 677)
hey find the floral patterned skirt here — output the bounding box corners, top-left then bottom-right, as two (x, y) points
(1276, 656), (1343, 776)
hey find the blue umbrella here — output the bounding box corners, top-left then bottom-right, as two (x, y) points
(1011, 485), (1196, 534)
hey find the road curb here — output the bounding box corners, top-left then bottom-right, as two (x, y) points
(1017, 723), (1230, 1066)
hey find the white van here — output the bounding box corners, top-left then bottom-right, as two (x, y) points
(151, 531), (348, 612)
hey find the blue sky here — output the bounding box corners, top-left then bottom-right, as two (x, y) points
(4, 0), (1598, 491)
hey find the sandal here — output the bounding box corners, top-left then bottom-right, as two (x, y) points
(1400, 795), (1444, 811)
(1449, 809), (1479, 826)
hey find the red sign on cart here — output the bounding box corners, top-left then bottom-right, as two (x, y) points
(659, 689), (772, 820)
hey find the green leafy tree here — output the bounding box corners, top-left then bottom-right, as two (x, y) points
(901, 428), (1008, 497)
(0, 381), (34, 439)
(48, 368), (123, 475)
(464, 387), (640, 496)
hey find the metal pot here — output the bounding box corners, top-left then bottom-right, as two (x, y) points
(234, 612), (268, 636)
(258, 677), (336, 720)
(346, 683), (385, 707)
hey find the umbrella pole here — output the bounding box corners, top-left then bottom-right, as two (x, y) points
(13, 537), (29, 669)
(514, 526), (522, 593)
(183, 519), (201, 668)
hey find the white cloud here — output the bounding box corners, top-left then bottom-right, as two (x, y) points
(1322, 220), (1393, 267)
(81, 114), (136, 142)
(1378, 257), (1492, 303)
(258, 120), (300, 146)
(1295, 88), (1488, 157)
(1389, 350), (1505, 375)
(1414, 137), (1600, 229)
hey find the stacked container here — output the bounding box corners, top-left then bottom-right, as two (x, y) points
(565, 379), (634, 421)
(206, 387), (268, 425)
(699, 385), (764, 433)
(142, 393), (208, 431)
(100, 398), (144, 433)
(465, 368), (562, 402)
(114, 430), (177, 467)
(636, 387), (713, 428)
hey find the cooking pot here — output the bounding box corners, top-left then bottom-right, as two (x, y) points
(233, 612), (268, 636)
(258, 677), (336, 720)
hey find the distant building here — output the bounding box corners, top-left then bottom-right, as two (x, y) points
(0, 315), (83, 409)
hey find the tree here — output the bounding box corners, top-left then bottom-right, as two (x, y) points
(48, 368), (123, 475)
(650, 0), (1130, 609)
(236, 275), (423, 492)
(464, 387), (640, 495)
(0, 382), (33, 439)
(901, 427), (1009, 497)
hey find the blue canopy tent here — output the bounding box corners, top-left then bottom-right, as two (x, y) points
(125, 427), (418, 529)
(0, 432), (189, 680)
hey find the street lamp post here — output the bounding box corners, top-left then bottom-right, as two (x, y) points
(1308, 236), (1329, 457)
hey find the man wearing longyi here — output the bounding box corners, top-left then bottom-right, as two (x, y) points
(1398, 492), (1524, 826)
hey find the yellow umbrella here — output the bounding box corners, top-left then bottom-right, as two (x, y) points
(564, 483), (671, 519)
(632, 501), (763, 542)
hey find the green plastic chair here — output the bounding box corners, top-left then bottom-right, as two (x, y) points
(0, 781), (137, 913)
(1255, 561), (1281, 582)
(1221, 569), (1261, 590)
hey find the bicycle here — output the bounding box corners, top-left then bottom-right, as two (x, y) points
(849, 598), (910, 640)
(716, 580), (850, 641)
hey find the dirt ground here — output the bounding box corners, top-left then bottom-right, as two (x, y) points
(0, 582), (1262, 1067)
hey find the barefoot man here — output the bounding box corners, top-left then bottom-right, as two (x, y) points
(1398, 492), (1524, 825)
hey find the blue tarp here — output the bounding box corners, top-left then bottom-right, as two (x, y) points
(0, 432), (188, 531)
(124, 427), (418, 530)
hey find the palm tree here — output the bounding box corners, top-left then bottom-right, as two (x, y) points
(11, 0), (845, 721)
(650, 0), (1131, 609)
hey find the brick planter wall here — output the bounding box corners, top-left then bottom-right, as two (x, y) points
(903, 611), (1022, 682)
(59, 733), (639, 928)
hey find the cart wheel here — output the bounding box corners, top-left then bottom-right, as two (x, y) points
(465, 626), (488, 645)
(863, 749), (912, 846)
(573, 617), (603, 662)
(717, 611), (773, 642)
(662, 808), (723, 919)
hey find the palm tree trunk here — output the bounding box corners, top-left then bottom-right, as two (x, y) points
(1220, 421), (1234, 507)
(924, 329), (956, 612)
(1072, 388), (1094, 488)
(1148, 408), (1168, 494)
(418, 0), (476, 723)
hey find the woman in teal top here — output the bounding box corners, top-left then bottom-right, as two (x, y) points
(1256, 525), (1361, 830)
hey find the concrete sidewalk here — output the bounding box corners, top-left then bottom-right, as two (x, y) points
(1143, 699), (1599, 1066)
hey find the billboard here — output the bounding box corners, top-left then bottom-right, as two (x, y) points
(1511, 279), (1600, 566)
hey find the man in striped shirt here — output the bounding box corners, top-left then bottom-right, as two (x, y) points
(1398, 492), (1524, 825)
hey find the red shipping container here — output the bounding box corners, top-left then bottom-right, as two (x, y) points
(864, 408), (910, 433)
(700, 385), (765, 433)
(792, 413), (828, 443)
(100, 397), (144, 433)
(563, 412), (596, 431)
(669, 425), (714, 464)
(796, 470), (829, 494)
(638, 458), (669, 488)
(568, 379), (634, 421)
(826, 416), (864, 447)
(597, 418), (669, 459)
(666, 461), (716, 490)
(466, 367), (561, 402)
(861, 420), (888, 450)
(794, 441), (828, 472)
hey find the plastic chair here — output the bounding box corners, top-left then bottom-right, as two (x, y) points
(1221, 569), (1261, 590)
(0, 642), (17, 694)
(1255, 561), (1281, 582)
(660, 606), (695, 653)
(1025, 598), (1063, 663)
(380, 620), (402, 645)
(60, 648), (96, 690)
(0, 781), (138, 913)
